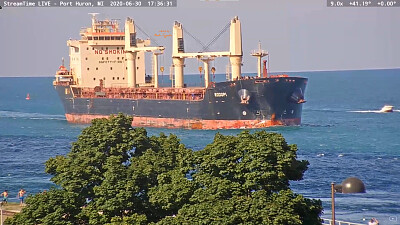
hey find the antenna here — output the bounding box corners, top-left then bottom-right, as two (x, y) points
(88, 13), (99, 32)
(88, 13), (99, 23)
(88, 13), (99, 18)
(251, 41), (268, 78)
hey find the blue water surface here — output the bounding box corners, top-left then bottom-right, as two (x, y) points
(0, 69), (399, 224)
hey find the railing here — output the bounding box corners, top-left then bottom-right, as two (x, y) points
(53, 80), (76, 86)
(77, 87), (206, 101)
(322, 218), (366, 225)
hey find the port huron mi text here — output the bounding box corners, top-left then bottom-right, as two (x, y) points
(3, 0), (93, 7)
(2, 0), (177, 7)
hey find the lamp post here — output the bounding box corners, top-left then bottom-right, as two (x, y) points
(331, 177), (366, 225)
(1, 201), (3, 225)
(331, 182), (335, 225)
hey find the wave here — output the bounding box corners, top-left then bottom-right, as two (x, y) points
(0, 110), (66, 121)
(306, 108), (342, 113)
(301, 123), (334, 127)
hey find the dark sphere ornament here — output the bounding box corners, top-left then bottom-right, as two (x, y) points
(341, 177), (366, 193)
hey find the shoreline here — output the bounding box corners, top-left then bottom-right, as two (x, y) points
(1, 202), (23, 223)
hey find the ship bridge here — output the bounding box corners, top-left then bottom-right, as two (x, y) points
(64, 13), (150, 88)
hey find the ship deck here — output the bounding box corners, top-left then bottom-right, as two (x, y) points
(69, 86), (207, 101)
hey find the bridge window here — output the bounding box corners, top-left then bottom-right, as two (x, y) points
(94, 37), (98, 40)
(105, 36), (110, 40)
(88, 36), (92, 40)
(99, 36), (105, 40)
(111, 36), (115, 40)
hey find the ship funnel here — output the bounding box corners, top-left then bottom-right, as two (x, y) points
(229, 16), (243, 81)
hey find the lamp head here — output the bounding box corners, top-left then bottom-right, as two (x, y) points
(341, 177), (366, 193)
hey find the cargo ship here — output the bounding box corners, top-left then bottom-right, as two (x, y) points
(53, 14), (307, 129)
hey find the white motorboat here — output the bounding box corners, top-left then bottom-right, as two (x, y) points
(380, 105), (394, 113)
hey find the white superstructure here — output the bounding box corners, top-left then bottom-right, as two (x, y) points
(57, 15), (256, 90)
(67, 14), (149, 88)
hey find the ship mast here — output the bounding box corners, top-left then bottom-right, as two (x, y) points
(251, 41), (268, 78)
(124, 17), (165, 88)
(200, 57), (214, 88)
(172, 16), (243, 88)
(88, 13), (99, 32)
(153, 52), (163, 88)
(172, 21), (185, 88)
(229, 16), (243, 81)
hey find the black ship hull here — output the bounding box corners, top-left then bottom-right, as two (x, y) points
(55, 77), (307, 129)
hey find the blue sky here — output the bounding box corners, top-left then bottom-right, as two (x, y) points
(0, 0), (399, 76)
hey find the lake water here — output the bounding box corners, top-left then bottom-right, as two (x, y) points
(0, 69), (399, 224)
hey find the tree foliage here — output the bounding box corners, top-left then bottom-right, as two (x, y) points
(7, 114), (322, 225)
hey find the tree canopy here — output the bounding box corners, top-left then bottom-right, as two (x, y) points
(7, 114), (322, 225)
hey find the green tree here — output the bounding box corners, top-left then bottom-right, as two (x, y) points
(155, 131), (322, 225)
(8, 188), (82, 225)
(6, 114), (322, 225)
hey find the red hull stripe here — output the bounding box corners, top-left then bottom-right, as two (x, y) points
(65, 114), (301, 130)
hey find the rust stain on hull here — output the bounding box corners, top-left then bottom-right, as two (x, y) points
(65, 114), (301, 130)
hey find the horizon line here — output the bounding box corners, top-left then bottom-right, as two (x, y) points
(1, 67), (399, 78)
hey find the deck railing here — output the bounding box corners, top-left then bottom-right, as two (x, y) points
(77, 87), (206, 101)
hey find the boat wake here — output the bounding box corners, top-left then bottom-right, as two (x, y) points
(0, 110), (66, 121)
(348, 109), (400, 113)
